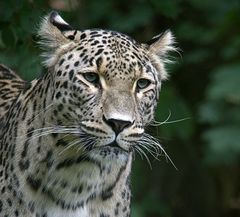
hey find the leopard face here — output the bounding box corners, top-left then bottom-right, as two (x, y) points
(39, 12), (174, 163)
(52, 31), (158, 156)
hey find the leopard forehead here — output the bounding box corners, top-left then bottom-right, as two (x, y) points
(57, 29), (152, 81)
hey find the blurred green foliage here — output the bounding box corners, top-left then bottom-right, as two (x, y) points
(0, 0), (240, 216)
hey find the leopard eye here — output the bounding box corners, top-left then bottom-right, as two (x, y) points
(136, 78), (151, 90)
(83, 72), (99, 84)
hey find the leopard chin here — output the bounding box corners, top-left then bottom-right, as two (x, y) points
(89, 143), (130, 161)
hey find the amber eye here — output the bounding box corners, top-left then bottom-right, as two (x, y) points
(83, 72), (99, 84)
(136, 78), (151, 90)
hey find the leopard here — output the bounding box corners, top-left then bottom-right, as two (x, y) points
(0, 11), (175, 217)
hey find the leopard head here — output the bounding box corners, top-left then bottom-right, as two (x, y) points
(38, 11), (175, 161)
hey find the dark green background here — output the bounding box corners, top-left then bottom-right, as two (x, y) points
(1, 0), (240, 216)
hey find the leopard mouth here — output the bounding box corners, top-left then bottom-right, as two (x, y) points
(106, 141), (126, 151)
(75, 129), (129, 154)
(105, 141), (127, 152)
(107, 141), (120, 148)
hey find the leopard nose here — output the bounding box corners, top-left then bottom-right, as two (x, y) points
(103, 116), (132, 135)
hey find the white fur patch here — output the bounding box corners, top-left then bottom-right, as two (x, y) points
(54, 13), (70, 26)
(46, 206), (88, 217)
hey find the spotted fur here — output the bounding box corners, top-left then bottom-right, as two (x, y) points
(0, 11), (175, 217)
(0, 65), (29, 133)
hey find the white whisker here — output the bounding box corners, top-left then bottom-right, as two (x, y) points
(134, 133), (178, 170)
(138, 143), (160, 161)
(58, 138), (81, 155)
(134, 145), (152, 169)
(27, 103), (55, 125)
(150, 110), (191, 126)
(132, 146), (144, 160)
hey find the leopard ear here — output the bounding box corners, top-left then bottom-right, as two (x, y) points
(146, 31), (176, 80)
(147, 30), (175, 58)
(38, 11), (78, 68)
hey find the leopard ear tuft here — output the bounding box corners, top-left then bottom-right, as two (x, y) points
(49, 11), (73, 32)
(147, 30), (175, 58)
(146, 30), (176, 80)
(38, 11), (76, 68)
